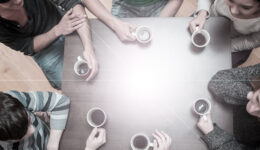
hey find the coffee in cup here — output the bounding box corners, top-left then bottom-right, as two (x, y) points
(193, 98), (211, 120)
(130, 133), (153, 150)
(74, 56), (91, 77)
(133, 26), (152, 44)
(86, 107), (107, 128)
(191, 27), (210, 48)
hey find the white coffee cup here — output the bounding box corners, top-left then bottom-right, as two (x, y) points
(74, 56), (91, 77)
(86, 107), (107, 128)
(191, 27), (210, 48)
(130, 133), (153, 150)
(132, 26), (152, 44)
(193, 98), (211, 120)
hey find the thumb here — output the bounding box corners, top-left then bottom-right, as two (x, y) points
(153, 139), (158, 150)
(89, 127), (98, 138)
(247, 91), (254, 100)
(65, 9), (73, 16)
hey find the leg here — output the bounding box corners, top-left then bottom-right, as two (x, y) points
(33, 36), (65, 89)
(208, 63), (260, 105)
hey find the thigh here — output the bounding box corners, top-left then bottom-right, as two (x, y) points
(33, 36), (65, 88)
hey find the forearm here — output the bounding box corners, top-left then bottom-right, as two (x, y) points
(159, 0), (183, 17)
(33, 26), (61, 52)
(232, 32), (260, 52)
(83, 0), (120, 31)
(72, 5), (94, 55)
(47, 130), (63, 150)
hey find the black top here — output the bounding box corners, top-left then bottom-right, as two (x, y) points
(0, 0), (84, 55)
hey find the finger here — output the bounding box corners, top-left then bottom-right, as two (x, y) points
(89, 127), (98, 138)
(126, 33), (136, 41)
(73, 22), (84, 30)
(155, 130), (166, 141)
(252, 91), (259, 103)
(153, 140), (158, 150)
(128, 23), (137, 31)
(69, 13), (86, 20)
(189, 22), (196, 33)
(247, 91), (254, 100)
(152, 133), (162, 146)
(87, 61), (98, 82)
(161, 131), (171, 143)
(72, 18), (86, 27)
(97, 128), (105, 141)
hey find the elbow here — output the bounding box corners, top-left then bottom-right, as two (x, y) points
(208, 70), (231, 99)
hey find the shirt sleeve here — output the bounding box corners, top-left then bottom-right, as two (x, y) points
(207, 64), (260, 105)
(0, 35), (35, 55)
(5, 91), (70, 130)
(231, 31), (260, 52)
(194, 0), (212, 18)
(50, 0), (85, 11)
(201, 124), (257, 150)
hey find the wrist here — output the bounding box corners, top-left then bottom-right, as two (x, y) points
(53, 25), (62, 37)
(85, 147), (95, 150)
(198, 10), (208, 18)
(110, 18), (122, 32)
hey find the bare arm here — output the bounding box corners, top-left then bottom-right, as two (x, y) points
(159, 0), (183, 17)
(82, 0), (136, 42)
(72, 4), (98, 81)
(47, 130), (63, 150)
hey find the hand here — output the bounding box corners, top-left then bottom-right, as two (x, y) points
(246, 89), (260, 117)
(197, 114), (214, 135)
(85, 128), (106, 150)
(83, 50), (99, 81)
(189, 10), (208, 33)
(113, 20), (137, 42)
(54, 9), (87, 36)
(34, 112), (50, 124)
(152, 130), (172, 150)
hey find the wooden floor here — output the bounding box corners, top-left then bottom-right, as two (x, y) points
(0, 0), (197, 92)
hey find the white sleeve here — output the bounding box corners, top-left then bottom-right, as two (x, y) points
(194, 0), (212, 18)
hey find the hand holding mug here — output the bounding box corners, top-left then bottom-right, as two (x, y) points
(197, 114), (214, 135)
(152, 130), (172, 150)
(113, 20), (137, 42)
(85, 128), (106, 150)
(189, 10), (208, 33)
(83, 50), (99, 81)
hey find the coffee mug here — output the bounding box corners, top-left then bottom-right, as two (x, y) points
(74, 56), (91, 77)
(191, 27), (210, 48)
(130, 133), (153, 150)
(132, 26), (152, 44)
(86, 107), (107, 128)
(193, 98), (211, 120)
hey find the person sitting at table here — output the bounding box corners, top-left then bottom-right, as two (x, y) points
(84, 128), (172, 150)
(189, 0), (260, 53)
(0, 90), (70, 150)
(82, 0), (183, 42)
(0, 0), (98, 90)
(195, 64), (260, 150)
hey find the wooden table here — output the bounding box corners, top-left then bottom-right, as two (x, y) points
(60, 18), (232, 150)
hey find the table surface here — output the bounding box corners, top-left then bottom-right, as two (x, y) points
(60, 17), (232, 150)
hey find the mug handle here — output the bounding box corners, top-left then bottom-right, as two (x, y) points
(77, 56), (83, 61)
(195, 26), (199, 32)
(149, 142), (154, 148)
(201, 115), (208, 121)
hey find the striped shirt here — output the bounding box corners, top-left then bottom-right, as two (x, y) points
(0, 91), (70, 150)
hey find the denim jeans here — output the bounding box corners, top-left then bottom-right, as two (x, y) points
(33, 36), (64, 89)
(111, 0), (168, 18)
